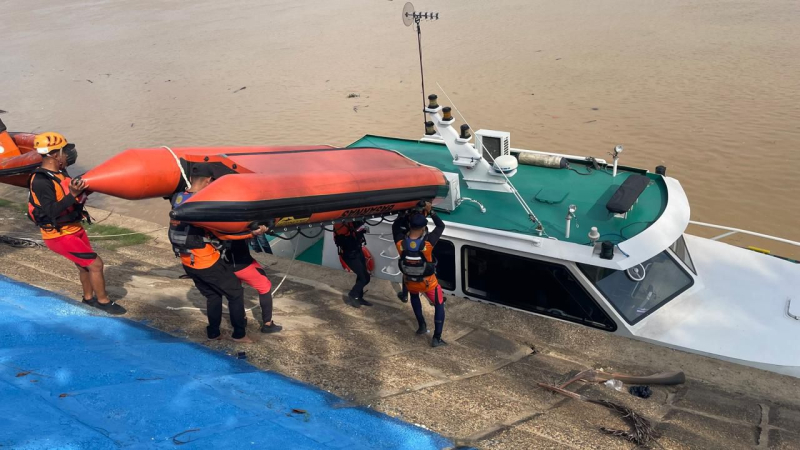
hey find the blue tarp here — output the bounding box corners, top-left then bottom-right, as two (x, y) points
(0, 276), (454, 449)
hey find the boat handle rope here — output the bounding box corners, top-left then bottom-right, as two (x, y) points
(380, 250), (400, 260)
(787, 298), (799, 321)
(381, 266), (402, 277)
(162, 145), (191, 191)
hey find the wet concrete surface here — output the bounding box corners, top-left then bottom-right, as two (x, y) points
(1, 204), (799, 449)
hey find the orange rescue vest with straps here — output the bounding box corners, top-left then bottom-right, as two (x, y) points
(396, 232), (439, 293)
(27, 169), (86, 239)
(169, 192), (221, 269)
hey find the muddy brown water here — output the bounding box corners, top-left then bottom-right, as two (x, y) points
(2, 0), (798, 255)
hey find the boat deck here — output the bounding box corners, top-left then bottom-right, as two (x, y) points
(349, 135), (668, 245)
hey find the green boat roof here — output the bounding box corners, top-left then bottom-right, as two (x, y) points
(348, 135), (668, 245)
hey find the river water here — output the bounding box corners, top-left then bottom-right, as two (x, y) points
(2, 0), (798, 254)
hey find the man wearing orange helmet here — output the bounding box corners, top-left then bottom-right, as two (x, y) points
(28, 132), (125, 315)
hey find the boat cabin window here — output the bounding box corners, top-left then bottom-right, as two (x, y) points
(670, 235), (696, 275)
(578, 251), (694, 324)
(462, 246), (616, 331)
(433, 239), (456, 291)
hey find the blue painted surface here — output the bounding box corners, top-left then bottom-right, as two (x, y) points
(0, 276), (454, 449)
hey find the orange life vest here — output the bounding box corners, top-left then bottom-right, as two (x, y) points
(169, 192), (221, 269)
(396, 233), (438, 293)
(27, 169), (84, 239)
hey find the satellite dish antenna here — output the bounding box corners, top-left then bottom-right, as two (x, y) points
(402, 2), (415, 27)
(401, 3), (440, 128)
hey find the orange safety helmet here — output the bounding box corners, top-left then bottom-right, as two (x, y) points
(34, 132), (68, 155)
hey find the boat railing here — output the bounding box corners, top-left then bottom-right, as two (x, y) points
(689, 221), (800, 263)
(688, 221), (800, 248)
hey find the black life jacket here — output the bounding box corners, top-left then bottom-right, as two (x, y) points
(398, 231), (437, 282)
(27, 169), (87, 230)
(168, 192), (219, 263)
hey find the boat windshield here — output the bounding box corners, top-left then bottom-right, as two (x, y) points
(577, 251), (694, 324)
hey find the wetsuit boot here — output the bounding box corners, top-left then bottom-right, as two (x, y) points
(410, 293), (427, 334)
(397, 285), (408, 303)
(258, 292), (282, 333)
(431, 301), (446, 347)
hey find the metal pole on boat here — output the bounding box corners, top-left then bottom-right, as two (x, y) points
(416, 18), (426, 125)
(565, 204), (577, 239)
(403, 3), (439, 130)
(612, 145), (622, 177)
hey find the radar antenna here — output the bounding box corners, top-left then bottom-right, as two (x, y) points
(402, 2), (439, 129)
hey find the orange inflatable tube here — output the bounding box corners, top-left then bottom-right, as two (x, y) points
(82, 144), (449, 234)
(168, 147), (448, 234)
(0, 129), (78, 187)
(0, 119), (21, 158)
(80, 145), (334, 199)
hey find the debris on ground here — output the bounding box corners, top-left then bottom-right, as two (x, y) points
(347, 93), (360, 98)
(629, 385), (653, 399)
(558, 369), (685, 387)
(603, 379), (624, 392)
(538, 382), (659, 447)
(538, 369), (684, 446)
(172, 428), (200, 445)
(0, 235), (43, 248)
(233, 86), (246, 93)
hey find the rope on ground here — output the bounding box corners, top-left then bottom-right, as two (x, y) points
(270, 236), (300, 298)
(89, 209), (114, 225)
(0, 235), (44, 248)
(1, 227), (167, 242)
(86, 227), (167, 239)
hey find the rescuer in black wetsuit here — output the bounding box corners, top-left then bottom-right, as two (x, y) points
(334, 220), (372, 308)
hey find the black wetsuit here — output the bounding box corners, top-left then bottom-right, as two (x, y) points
(335, 221), (370, 300)
(392, 213), (413, 298)
(228, 239), (275, 325)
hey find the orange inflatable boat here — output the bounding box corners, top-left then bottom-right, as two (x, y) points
(81, 146), (448, 234)
(0, 121), (78, 187)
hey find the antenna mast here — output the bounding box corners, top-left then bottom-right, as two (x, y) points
(402, 3), (439, 128)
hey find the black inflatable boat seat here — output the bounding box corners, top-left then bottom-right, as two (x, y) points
(606, 174), (650, 214)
